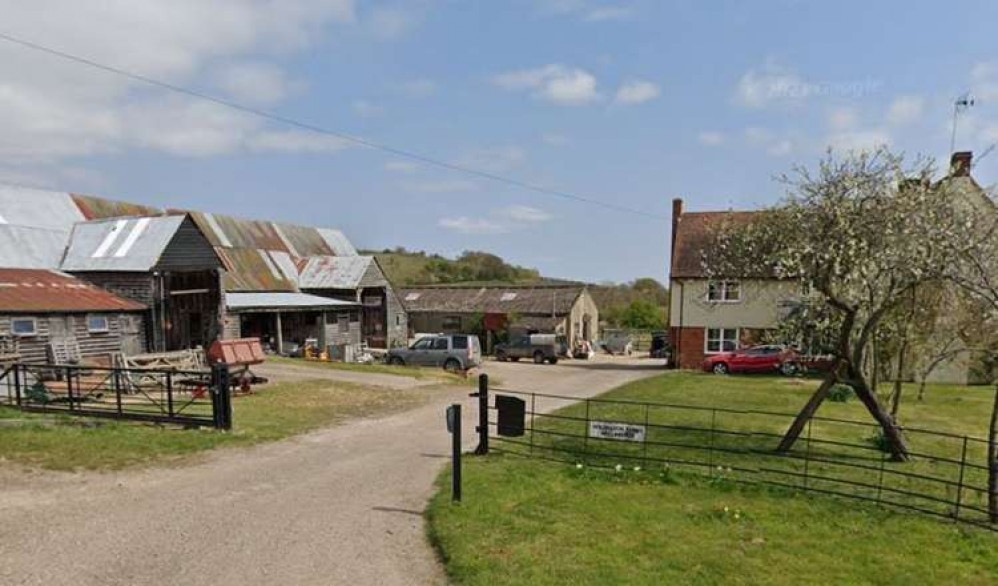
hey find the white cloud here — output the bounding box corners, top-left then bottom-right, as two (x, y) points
(492, 64), (600, 106)
(439, 216), (509, 235)
(697, 131), (725, 146)
(217, 62), (303, 106)
(614, 80), (660, 105)
(824, 129), (891, 153)
(499, 205), (552, 223)
(735, 64), (808, 108)
(403, 180), (480, 193)
(0, 0), (356, 162)
(384, 160), (420, 173)
(247, 130), (353, 154)
(886, 96), (924, 127)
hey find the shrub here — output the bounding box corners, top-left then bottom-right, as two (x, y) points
(827, 384), (854, 403)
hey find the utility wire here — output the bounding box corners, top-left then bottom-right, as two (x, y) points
(0, 30), (667, 221)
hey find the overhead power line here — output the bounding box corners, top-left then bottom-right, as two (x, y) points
(0, 31), (667, 221)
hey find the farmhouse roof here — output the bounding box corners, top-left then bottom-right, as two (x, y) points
(0, 269), (145, 313)
(399, 285), (585, 315)
(670, 208), (759, 279)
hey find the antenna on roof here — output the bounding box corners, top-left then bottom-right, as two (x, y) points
(951, 92), (975, 155)
(973, 143), (997, 169)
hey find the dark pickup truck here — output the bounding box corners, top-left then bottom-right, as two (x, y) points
(494, 334), (560, 365)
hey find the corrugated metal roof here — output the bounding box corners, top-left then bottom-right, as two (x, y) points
(0, 269), (146, 313)
(71, 193), (161, 220)
(273, 222), (335, 257)
(318, 228), (357, 256)
(0, 225), (72, 269)
(216, 247), (297, 292)
(0, 186), (84, 231)
(298, 256), (372, 289)
(226, 291), (357, 311)
(399, 286), (585, 315)
(60, 215), (185, 272)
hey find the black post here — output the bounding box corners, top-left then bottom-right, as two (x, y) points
(66, 366), (74, 411)
(211, 363), (233, 430)
(472, 374), (489, 455)
(452, 403), (462, 502)
(114, 369), (123, 417)
(955, 436), (968, 521)
(166, 371), (174, 418)
(14, 364), (22, 407)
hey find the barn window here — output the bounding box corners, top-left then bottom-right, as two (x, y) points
(87, 314), (110, 333)
(11, 318), (37, 337)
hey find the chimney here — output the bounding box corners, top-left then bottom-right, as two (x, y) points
(950, 151), (972, 177)
(670, 198), (683, 269)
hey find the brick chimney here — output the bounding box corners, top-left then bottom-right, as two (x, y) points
(950, 151), (972, 177)
(671, 198), (683, 264)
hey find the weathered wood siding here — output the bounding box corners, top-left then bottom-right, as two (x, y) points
(156, 216), (223, 272)
(0, 312), (146, 364)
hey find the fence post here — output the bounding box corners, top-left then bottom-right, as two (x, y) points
(708, 408), (717, 473)
(451, 403), (462, 502)
(473, 374), (489, 455)
(65, 366), (74, 411)
(582, 399), (591, 466)
(530, 392), (536, 456)
(988, 387), (998, 524)
(211, 363), (233, 430)
(954, 435), (968, 521)
(13, 364), (21, 407)
(876, 447), (886, 505)
(113, 368), (123, 417)
(166, 371), (174, 418)
(803, 418), (813, 489)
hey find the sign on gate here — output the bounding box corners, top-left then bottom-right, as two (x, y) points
(588, 421), (646, 442)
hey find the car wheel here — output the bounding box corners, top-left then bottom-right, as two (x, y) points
(548, 357), (559, 365)
(533, 351), (545, 364)
(780, 361), (799, 376)
(510, 356), (521, 362)
(444, 359), (462, 373)
(389, 356), (405, 366)
(712, 362), (728, 375)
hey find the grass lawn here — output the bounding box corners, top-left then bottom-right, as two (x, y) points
(268, 356), (492, 387)
(427, 373), (998, 585)
(0, 378), (430, 471)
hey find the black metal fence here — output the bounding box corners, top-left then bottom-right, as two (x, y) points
(473, 379), (997, 532)
(0, 362), (232, 429)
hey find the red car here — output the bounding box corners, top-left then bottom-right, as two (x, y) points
(702, 345), (799, 375)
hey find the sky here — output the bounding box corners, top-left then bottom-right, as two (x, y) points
(1, 1), (998, 285)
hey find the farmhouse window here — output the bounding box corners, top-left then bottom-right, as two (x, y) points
(87, 314), (110, 333)
(707, 280), (741, 302)
(705, 328), (738, 354)
(11, 318), (37, 337)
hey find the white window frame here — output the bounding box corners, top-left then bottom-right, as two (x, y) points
(86, 314), (110, 334)
(704, 327), (739, 354)
(11, 317), (38, 337)
(706, 280), (742, 303)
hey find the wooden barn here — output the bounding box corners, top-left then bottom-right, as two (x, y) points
(0, 269), (147, 365)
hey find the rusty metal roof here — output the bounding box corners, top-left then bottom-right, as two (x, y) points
(60, 216), (187, 272)
(298, 256), (372, 290)
(216, 247), (297, 292)
(71, 193), (161, 220)
(0, 269), (146, 313)
(399, 285), (585, 315)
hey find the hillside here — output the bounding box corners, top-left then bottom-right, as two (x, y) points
(364, 248), (669, 329)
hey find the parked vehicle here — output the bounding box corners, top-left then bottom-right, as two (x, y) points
(649, 331), (669, 359)
(602, 330), (634, 356)
(495, 334), (560, 365)
(701, 345), (799, 375)
(386, 334), (481, 372)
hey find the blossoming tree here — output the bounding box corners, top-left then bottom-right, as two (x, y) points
(702, 148), (974, 461)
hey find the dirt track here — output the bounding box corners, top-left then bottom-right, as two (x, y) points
(0, 356), (664, 585)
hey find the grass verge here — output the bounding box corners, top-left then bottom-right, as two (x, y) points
(427, 373), (998, 584)
(0, 378), (428, 471)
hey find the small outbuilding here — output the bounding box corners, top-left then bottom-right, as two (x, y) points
(0, 268), (147, 364)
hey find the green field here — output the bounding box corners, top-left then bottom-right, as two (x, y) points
(0, 378), (430, 471)
(427, 374), (998, 585)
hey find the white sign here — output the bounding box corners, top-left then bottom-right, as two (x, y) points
(588, 421), (646, 442)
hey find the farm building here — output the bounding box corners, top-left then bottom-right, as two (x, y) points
(0, 269), (146, 365)
(399, 285), (598, 351)
(0, 185), (407, 359)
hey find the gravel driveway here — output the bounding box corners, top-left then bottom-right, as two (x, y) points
(0, 356), (664, 585)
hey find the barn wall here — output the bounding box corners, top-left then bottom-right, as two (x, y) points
(0, 312), (146, 364)
(155, 216), (223, 272)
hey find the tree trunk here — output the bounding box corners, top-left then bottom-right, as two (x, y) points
(776, 368), (838, 453)
(989, 386), (998, 524)
(917, 377), (927, 402)
(849, 363), (910, 462)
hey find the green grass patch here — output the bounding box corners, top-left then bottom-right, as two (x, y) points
(428, 455), (998, 585)
(428, 373), (998, 584)
(0, 378), (429, 471)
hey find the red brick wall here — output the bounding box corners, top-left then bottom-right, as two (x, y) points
(670, 326), (705, 370)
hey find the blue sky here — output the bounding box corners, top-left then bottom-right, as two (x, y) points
(2, 1), (998, 284)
